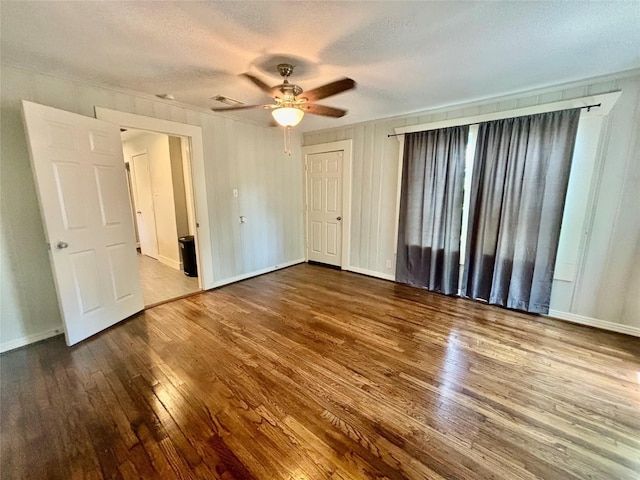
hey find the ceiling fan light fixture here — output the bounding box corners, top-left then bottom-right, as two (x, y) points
(272, 107), (304, 127)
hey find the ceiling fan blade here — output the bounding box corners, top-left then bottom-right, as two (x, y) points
(301, 78), (356, 102)
(211, 104), (271, 112)
(241, 73), (274, 95)
(301, 104), (347, 118)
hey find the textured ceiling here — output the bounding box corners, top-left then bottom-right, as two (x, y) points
(1, 1), (639, 132)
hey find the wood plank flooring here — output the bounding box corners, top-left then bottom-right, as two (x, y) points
(1, 264), (639, 479)
(137, 253), (199, 307)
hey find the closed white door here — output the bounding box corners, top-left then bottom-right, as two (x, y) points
(22, 100), (144, 346)
(307, 151), (343, 267)
(131, 152), (159, 259)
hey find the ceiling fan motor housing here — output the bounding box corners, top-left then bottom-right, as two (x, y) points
(275, 64), (304, 99)
(277, 63), (295, 78)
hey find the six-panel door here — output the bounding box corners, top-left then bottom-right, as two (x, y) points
(307, 150), (343, 267)
(22, 100), (144, 345)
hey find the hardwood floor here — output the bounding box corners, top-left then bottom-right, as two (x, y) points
(137, 253), (199, 307)
(1, 264), (639, 479)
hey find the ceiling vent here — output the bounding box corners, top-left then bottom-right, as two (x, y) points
(212, 95), (244, 106)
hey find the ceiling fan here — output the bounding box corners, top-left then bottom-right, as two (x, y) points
(211, 63), (356, 127)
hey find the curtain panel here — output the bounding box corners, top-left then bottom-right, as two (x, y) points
(461, 109), (581, 313)
(396, 126), (468, 295)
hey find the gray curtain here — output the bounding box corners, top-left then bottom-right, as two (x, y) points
(396, 126), (468, 295)
(461, 109), (581, 313)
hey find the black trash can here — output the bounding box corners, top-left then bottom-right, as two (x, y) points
(178, 235), (198, 277)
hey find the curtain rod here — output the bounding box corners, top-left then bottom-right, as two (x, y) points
(387, 103), (602, 138)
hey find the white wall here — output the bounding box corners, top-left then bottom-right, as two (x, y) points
(0, 64), (304, 351)
(123, 132), (182, 269)
(304, 70), (640, 332)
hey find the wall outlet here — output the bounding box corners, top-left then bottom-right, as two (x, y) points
(233, 188), (238, 198)
(385, 259), (392, 268)
(239, 216), (246, 223)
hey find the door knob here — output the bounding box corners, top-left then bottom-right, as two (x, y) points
(336, 216), (342, 221)
(55, 241), (69, 249)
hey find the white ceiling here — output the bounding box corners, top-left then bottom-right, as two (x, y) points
(2, 1), (639, 132)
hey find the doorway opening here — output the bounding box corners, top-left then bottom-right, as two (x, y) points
(96, 107), (214, 295)
(120, 128), (200, 307)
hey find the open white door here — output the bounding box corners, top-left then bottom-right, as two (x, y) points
(22, 101), (144, 346)
(130, 152), (159, 259)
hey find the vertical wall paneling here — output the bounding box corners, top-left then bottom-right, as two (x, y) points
(304, 71), (640, 332)
(1, 67), (63, 346)
(131, 96), (153, 118)
(1, 65), (304, 351)
(360, 124), (374, 270)
(153, 102), (171, 122)
(113, 92), (136, 115)
(353, 125), (366, 267)
(77, 85), (114, 118)
(169, 105), (187, 124)
(223, 117), (243, 279)
(33, 75), (77, 113)
(573, 81), (640, 326)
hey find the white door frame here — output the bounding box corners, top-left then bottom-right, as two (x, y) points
(95, 107), (214, 290)
(301, 140), (352, 269)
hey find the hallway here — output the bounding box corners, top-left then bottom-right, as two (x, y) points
(137, 253), (199, 306)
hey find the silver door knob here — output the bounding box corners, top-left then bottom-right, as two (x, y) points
(55, 241), (69, 249)
(336, 216), (342, 221)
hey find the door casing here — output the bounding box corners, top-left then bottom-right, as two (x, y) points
(302, 140), (353, 269)
(95, 107), (213, 291)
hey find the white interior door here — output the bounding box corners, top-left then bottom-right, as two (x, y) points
(307, 151), (343, 267)
(130, 152), (159, 259)
(22, 100), (144, 346)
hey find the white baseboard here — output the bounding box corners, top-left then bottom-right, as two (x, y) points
(346, 266), (395, 282)
(158, 255), (181, 270)
(211, 258), (305, 289)
(341, 270), (639, 338)
(547, 310), (640, 337)
(1, 326), (64, 354)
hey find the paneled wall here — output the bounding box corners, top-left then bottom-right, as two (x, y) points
(304, 70), (640, 331)
(0, 65), (304, 350)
